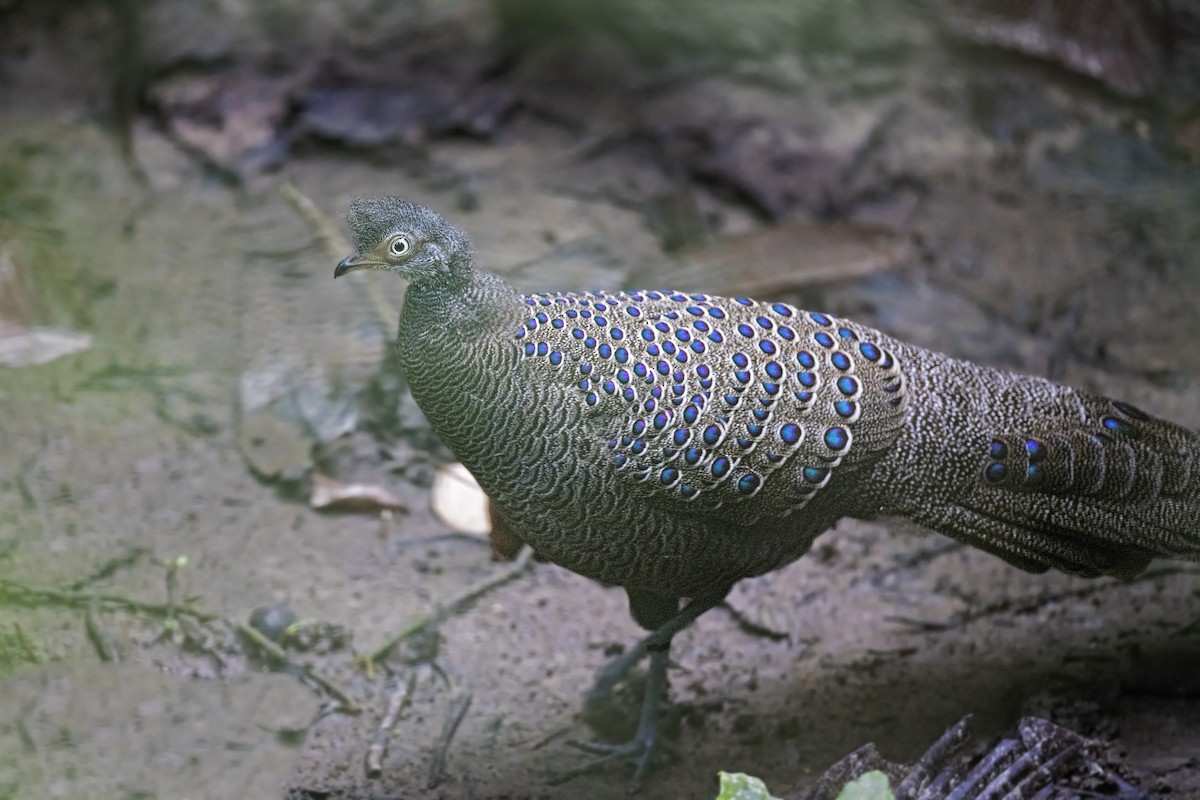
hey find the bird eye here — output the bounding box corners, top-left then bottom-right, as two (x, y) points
(387, 235), (410, 257)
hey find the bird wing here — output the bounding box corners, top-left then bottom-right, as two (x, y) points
(514, 290), (909, 525)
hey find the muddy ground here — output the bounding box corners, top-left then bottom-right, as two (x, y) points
(1, 2), (1199, 798)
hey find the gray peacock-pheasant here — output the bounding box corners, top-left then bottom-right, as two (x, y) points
(334, 196), (1200, 781)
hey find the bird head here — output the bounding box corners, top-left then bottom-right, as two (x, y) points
(334, 197), (473, 284)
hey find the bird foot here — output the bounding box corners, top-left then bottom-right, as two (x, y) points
(549, 727), (679, 786)
(551, 649), (676, 786)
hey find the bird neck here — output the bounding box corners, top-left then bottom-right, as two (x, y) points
(395, 266), (518, 382)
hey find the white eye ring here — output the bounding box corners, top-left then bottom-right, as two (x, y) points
(387, 236), (410, 257)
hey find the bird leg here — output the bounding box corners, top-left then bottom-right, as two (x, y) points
(553, 589), (731, 784)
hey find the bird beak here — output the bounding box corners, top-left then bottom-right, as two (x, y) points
(334, 254), (379, 278)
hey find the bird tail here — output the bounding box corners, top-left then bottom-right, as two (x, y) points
(932, 392), (1200, 579)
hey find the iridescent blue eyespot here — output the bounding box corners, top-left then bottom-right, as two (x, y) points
(696, 364), (711, 378)
(735, 297), (753, 306)
(673, 429), (691, 446)
(549, 351), (562, 366)
(647, 344), (660, 356)
(859, 342), (881, 361)
(611, 328), (624, 340)
(632, 419), (646, 435)
(764, 362), (783, 379)
(810, 312), (831, 326)
(581, 310), (591, 318)
(552, 318), (564, 329)
(759, 341), (777, 356)
(762, 382), (779, 395)
(737, 473), (761, 494)
(803, 466), (828, 483)
(780, 424), (801, 444)
(567, 309), (578, 318)
(617, 369), (630, 384)
(837, 327), (856, 340)
(525, 319), (538, 330)
(683, 404), (699, 424)
(836, 376), (858, 395)
(680, 483), (697, 498)
(735, 370), (750, 383)
(778, 326), (794, 340)
(694, 320), (709, 332)
(1025, 439), (1046, 462)
(686, 306), (703, 316)
(690, 340), (705, 354)
(676, 329), (691, 342)
(831, 352), (851, 370)
(633, 363), (648, 378)
(536, 342), (548, 356)
(586, 392), (597, 406)
(598, 343), (612, 359)
(988, 440), (1007, 459)
(662, 341), (676, 355)
(702, 425), (721, 445)
(798, 372), (817, 387)
(578, 379), (590, 391)
(834, 401), (856, 417)
(1102, 417), (1131, 434)
(580, 363), (593, 375)
(756, 316), (772, 329)
(641, 329), (654, 342)
(524, 343), (535, 356)
(771, 303), (792, 316)
(725, 394), (739, 406)
(707, 331), (724, 343)
(630, 439), (646, 454)
(985, 462), (1007, 482)
(814, 332), (834, 348)
(738, 324), (754, 338)
(614, 454), (626, 467)
(584, 336), (596, 349)
(709, 308), (726, 319)
(732, 353), (749, 368)
(1025, 464), (1045, 486)
(795, 390), (813, 402)
(684, 447), (703, 466)
(603, 380), (616, 394)
(595, 316), (608, 327)
(653, 412), (669, 429)
(824, 427), (848, 450)
(656, 321), (670, 333)
(711, 457), (731, 478)
(627, 306), (641, 317)
(657, 361), (670, 375)
(615, 348), (630, 363)
(660, 468), (679, 485)
(797, 351), (816, 368)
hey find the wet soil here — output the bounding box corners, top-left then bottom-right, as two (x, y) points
(1, 2), (1199, 799)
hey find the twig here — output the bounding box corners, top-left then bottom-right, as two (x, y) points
(427, 692), (472, 790)
(280, 181), (397, 334)
(365, 672), (417, 778)
(84, 598), (118, 662)
(370, 544), (534, 665)
(0, 576), (360, 715)
(237, 622), (361, 715)
(0, 578), (220, 622)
